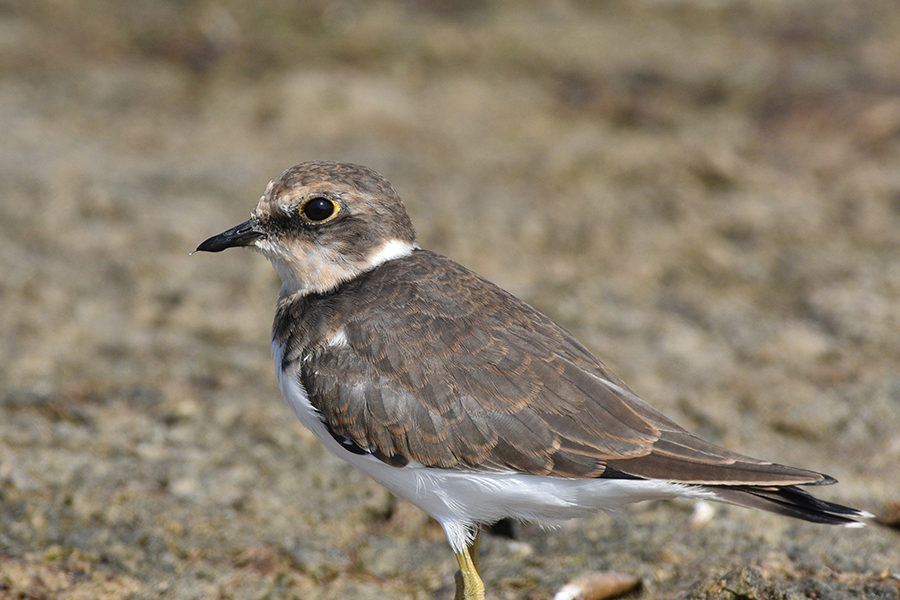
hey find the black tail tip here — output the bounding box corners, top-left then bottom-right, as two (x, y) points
(711, 484), (873, 527)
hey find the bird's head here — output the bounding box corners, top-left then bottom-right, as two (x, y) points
(196, 161), (418, 296)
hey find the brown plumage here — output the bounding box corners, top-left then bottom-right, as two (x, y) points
(275, 248), (831, 488)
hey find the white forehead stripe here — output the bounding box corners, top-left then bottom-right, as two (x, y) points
(365, 239), (418, 270)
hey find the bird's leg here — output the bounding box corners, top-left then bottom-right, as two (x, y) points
(453, 530), (485, 600)
(470, 529), (480, 572)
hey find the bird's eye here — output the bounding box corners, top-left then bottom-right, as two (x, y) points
(300, 197), (340, 223)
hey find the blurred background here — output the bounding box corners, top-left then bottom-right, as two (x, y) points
(1, 1), (899, 598)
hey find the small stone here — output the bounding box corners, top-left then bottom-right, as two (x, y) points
(553, 571), (641, 600)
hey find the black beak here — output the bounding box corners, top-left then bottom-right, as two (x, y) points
(195, 219), (266, 253)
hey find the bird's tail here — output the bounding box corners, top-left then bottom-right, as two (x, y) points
(708, 484), (871, 527)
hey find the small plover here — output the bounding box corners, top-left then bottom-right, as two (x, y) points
(196, 161), (868, 600)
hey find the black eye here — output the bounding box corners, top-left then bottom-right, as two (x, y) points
(300, 197), (339, 223)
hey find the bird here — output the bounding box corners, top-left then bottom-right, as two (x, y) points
(195, 161), (869, 600)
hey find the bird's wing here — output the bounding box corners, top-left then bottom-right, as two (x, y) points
(284, 250), (827, 485)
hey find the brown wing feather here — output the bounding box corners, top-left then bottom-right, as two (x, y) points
(277, 250), (827, 485)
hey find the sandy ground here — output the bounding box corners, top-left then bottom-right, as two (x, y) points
(1, 1), (899, 598)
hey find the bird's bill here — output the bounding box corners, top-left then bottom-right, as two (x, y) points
(195, 219), (265, 253)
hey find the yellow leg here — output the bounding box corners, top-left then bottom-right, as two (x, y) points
(453, 530), (485, 600)
(470, 529), (480, 572)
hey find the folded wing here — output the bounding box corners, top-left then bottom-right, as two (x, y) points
(290, 250), (831, 491)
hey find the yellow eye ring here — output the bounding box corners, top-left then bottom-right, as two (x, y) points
(299, 196), (340, 224)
